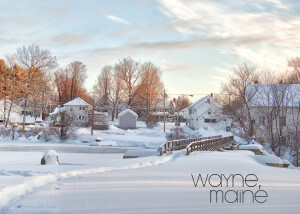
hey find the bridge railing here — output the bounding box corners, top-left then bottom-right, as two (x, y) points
(186, 135), (234, 155)
(159, 135), (222, 156)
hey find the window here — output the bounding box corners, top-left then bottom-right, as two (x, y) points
(79, 107), (82, 110)
(204, 118), (216, 123)
(82, 107), (85, 110)
(281, 136), (287, 146)
(70, 107), (73, 111)
(279, 117), (286, 127)
(79, 116), (81, 120)
(204, 119), (210, 123)
(208, 111), (211, 115)
(259, 116), (265, 125)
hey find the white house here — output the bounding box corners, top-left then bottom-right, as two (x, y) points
(246, 84), (300, 145)
(63, 97), (90, 127)
(118, 109), (138, 129)
(186, 95), (231, 131)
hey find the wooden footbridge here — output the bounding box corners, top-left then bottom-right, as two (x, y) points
(159, 135), (234, 156)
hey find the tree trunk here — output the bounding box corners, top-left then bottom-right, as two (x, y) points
(5, 101), (13, 128)
(22, 97), (27, 131)
(3, 94), (7, 125)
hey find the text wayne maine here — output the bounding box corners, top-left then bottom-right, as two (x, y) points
(191, 174), (268, 204)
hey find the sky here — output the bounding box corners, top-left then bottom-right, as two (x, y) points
(0, 0), (299, 100)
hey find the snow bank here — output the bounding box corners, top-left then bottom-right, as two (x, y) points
(123, 149), (159, 158)
(0, 153), (176, 211)
(41, 150), (59, 165)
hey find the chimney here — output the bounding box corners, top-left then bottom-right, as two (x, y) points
(210, 93), (213, 98)
(254, 80), (259, 84)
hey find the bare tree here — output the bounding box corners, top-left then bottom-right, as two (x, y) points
(138, 62), (164, 111)
(93, 65), (113, 112)
(287, 57), (300, 83)
(254, 84), (291, 156)
(114, 57), (141, 107)
(92, 65), (125, 121)
(14, 44), (57, 130)
(109, 71), (124, 121)
(178, 95), (192, 111)
(0, 59), (9, 125)
(68, 61), (87, 100)
(54, 61), (87, 104)
(288, 87), (300, 166)
(221, 63), (260, 138)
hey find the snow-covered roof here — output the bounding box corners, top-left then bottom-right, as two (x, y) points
(153, 100), (174, 109)
(50, 106), (65, 115)
(64, 97), (90, 106)
(118, 109), (138, 118)
(246, 84), (300, 107)
(151, 112), (170, 116)
(188, 95), (220, 110)
(94, 111), (108, 116)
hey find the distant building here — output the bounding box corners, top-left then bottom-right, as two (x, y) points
(0, 99), (22, 124)
(51, 97), (90, 127)
(151, 100), (176, 121)
(50, 106), (65, 126)
(186, 95), (231, 131)
(94, 95), (127, 119)
(118, 109), (138, 129)
(246, 84), (300, 145)
(89, 111), (109, 130)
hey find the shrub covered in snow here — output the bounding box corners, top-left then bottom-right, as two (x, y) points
(41, 150), (59, 165)
(0, 126), (12, 138)
(166, 127), (188, 140)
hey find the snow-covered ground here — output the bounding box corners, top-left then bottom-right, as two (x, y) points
(0, 122), (299, 213)
(0, 149), (299, 214)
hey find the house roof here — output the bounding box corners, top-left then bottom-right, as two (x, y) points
(118, 109), (138, 118)
(50, 106), (65, 115)
(188, 95), (221, 110)
(64, 97), (90, 106)
(153, 100), (174, 109)
(94, 111), (108, 116)
(246, 84), (300, 107)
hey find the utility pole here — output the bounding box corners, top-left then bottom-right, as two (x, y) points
(176, 96), (180, 139)
(91, 99), (94, 136)
(163, 90), (166, 132)
(22, 91), (34, 131)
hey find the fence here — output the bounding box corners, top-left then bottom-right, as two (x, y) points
(186, 135), (234, 155)
(159, 135), (222, 156)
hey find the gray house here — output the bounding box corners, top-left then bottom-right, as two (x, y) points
(118, 109), (138, 129)
(64, 97), (90, 127)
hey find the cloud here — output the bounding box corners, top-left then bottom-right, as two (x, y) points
(157, 0), (300, 72)
(105, 15), (129, 25)
(161, 63), (196, 73)
(52, 33), (92, 45)
(85, 34), (273, 58)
